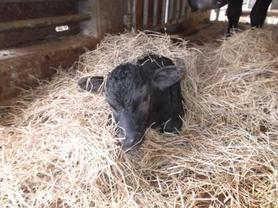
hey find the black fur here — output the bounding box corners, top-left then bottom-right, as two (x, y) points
(78, 54), (185, 150)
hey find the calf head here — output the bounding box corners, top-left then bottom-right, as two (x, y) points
(78, 63), (184, 151)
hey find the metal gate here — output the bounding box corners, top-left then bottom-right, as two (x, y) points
(130, 0), (190, 31)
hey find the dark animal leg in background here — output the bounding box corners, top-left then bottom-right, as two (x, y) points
(250, 0), (272, 28)
(226, 0), (243, 33)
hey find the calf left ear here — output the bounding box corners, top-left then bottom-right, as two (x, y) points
(78, 76), (104, 93)
(151, 66), (185, 90)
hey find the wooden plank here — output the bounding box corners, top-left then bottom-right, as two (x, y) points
(147, 0), (154, 28)
(132, 0), (137, 29)
(143, 0), (149, 28)
(161, 0), (166, 24)
(175, 0), (181, 20)
(168, 0), (174, 22)
(152, 0), (158, 27)
(0, 23), (80, 49)
(0, 2), (77, 22)
(180, 0), (186, 18)
(172, 0), (177, 22)
(156, 0), (162, 27)
(136, 0), (144, 30)
(0, 14), (90, 32)
(0, 0), (85, 3)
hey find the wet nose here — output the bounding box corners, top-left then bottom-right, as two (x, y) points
(121, 134), (142, 151)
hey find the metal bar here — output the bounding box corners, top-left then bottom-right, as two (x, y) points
(132, 0), (137, 30)
(147, 0), (154, 28)
(180, 0), (186, 18)
(136, 0), (144, 30)
(172, 0), (177, 22)
(0, 0), (86, 3)
(143, 0), (149, 28)
(161, 0), (166, 24)
(175, 0), (181, 21)
(0, 14), (90, 32)
(153, 0), (158, 27)
(156, 0), (162, 27)
(168, 0), (174, 22)
(125, 0), (133, 30)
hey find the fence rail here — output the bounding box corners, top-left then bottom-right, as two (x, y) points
(132, 0), (189, 31)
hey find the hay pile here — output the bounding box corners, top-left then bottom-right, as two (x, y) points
(1, 28), (278, 207)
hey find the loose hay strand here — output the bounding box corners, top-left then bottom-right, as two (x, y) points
(0, 28), (278, 207)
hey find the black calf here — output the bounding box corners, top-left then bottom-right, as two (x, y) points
(78, 54), (185, 151)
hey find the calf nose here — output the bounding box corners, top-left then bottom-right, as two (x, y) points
(121, 135), (143, 151)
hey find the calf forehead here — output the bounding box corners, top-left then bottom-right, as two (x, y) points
(137, 54), (174, 66)
(137, 54), (174, 75)
(106, 64), (148, 102)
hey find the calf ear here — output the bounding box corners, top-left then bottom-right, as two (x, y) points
(78, 76), (104, 93)
(151, 66), (185, 91)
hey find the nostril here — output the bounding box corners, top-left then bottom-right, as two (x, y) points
(121, 134), (144, 151)
(121, 137), (137, 149)
(122, 136), (135, 145)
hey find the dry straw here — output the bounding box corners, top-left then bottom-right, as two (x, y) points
(0, 28), (278, 207)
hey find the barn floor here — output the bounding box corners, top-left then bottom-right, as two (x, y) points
(178, 21), (265, 45)
(0, 22), (278, 207)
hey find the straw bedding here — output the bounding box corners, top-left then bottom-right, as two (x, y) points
(0, 28), (278, 207)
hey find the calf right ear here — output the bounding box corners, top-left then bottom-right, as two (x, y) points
(78, 76), (104, 93)
(151, 66), (185, 91)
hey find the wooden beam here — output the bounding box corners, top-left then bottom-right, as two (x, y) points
(0, 14), (90, 32)
(147, 0), (154, 28)
(136, 0), (144, 30)
(0, 0), (86, 3)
